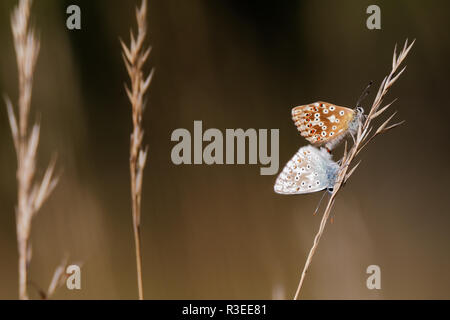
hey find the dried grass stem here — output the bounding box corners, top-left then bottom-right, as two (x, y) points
(5, 0), (58, 300)
(121, 0), (154, 300)
(293, 39), (415, 300)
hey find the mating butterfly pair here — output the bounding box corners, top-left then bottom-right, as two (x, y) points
(274, 102), (364, 195)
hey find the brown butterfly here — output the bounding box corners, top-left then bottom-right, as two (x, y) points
(291, 102), (365, 151)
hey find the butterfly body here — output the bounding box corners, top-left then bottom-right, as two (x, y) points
(292, 102), (364, 151)
(274, 145), (339, 195)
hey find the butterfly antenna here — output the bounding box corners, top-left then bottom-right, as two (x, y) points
(356, 81), (373, 108)
(313, 190), (328, 216)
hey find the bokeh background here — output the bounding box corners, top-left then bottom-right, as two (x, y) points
(0, 0), (449, 299)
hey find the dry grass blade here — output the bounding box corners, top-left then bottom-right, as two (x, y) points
(383, 120), (406, 132)
(5, 96), (19, 151)
(344, 160), (362, 183)
(386, 66), (406, 89)
(371, 99), (397, 120)
(293, 39), (414, 300)
(32, 156), (59, 213)
(46, 258), (69, 299)
(5, 0), (59, 300)
(342, 140), (348, 162)
(121, 0), (154, 300)
(376, 111), (398, 133)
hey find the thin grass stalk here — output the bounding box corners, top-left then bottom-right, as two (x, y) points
(5, 0), (58, 300)
(293, 39), (415, 300)
(121, 0), (154, 300)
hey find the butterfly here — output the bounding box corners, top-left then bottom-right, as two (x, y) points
(291, 102), (364, 151)
(274, 145), (339, 195)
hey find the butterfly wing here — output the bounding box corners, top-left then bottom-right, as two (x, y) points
(274, 146), (333, 195)
(291, 102), (355, 148)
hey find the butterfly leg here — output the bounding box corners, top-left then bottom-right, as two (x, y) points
(350, 131), (356, 144)
(313, 190), (329, 216)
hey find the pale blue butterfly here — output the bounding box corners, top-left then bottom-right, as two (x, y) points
(274, 145), (339, 195)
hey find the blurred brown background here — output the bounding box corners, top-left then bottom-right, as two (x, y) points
(0, 0), (449, 299)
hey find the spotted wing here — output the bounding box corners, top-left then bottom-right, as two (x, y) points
(274, 146), (331, 195)
(291, 102), (355, 146)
